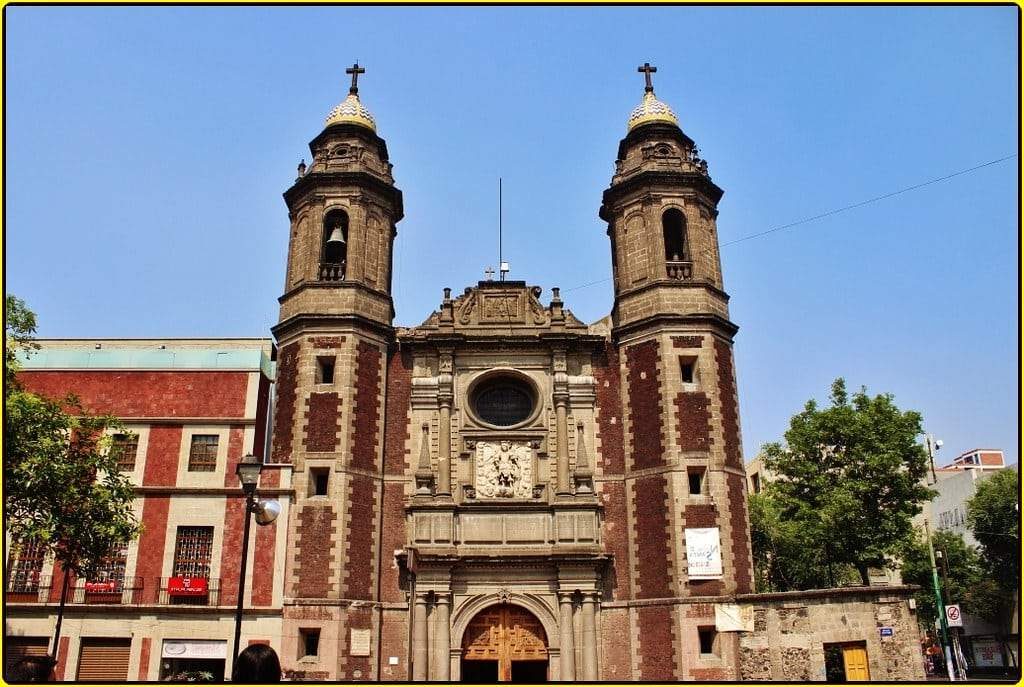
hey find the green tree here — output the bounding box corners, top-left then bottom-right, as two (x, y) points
(761, 378), (934, 586)
(4, 295), (141, 649)
(967, 469), (1020, 647)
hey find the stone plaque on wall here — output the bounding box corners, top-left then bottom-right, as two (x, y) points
(475, 441), (533, 498)
(350, 628), (371, 657)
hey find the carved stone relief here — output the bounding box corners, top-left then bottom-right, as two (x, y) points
(475, 441), (533, 499)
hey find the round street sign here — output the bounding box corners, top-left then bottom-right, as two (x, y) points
(945, 604), (963, 627)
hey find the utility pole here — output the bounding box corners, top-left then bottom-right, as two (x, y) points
(924, 434), (957, 681)
(937, 550), (968, 680)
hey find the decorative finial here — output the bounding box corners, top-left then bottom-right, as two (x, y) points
(346, 62), (366, 95)
(638, 62), (657, 93)
(297, 159), (306, 178)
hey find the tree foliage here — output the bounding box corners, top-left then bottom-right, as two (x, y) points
(4, 296), (141, 578)
(760, 378), (934, 586)
(967, 468), (1020, 634)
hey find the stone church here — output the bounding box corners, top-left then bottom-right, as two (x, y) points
(268, 65), (924, 682)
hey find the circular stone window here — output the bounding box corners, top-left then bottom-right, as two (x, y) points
(469, 373), (538, 428)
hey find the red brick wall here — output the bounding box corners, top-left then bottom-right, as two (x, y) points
(252, 374), (271, 461)
(379, 611), (409, 680)
(19, 371), (248, 418)
(379, 482), (407, 603)
(293, 505), (336, 598)
(310, 336), (346, 348)
(137, 637), (152, 681)
(632, 474), (673, 599)
(672, 336), (704, 349)
(599, 481), (632, 600)
(222, 424), (246, 487)
(48, 563), (72, 603)
(54, 637), (69, 681)
(339, 607), (373, 679)
(219, 498), (246, 607)
(593, 346), (625, 474)
(598, 607), (632, 680)
(636, 605), (677, 680)
(713, 339), (742, 469)
(383, 348), (412, 475)
(351, 342), (382, 472)
(135, 496), (170, 602)
(625, 340), (664, 471)
(142, 425), (182, 487)
(343, 474), (378, 600)
(304, 392), (341, 452)
(271, 342), (299, 463)
(726, 472), (754, 593)
(675, 392), (712, 452)
(251, 518), (278, 606)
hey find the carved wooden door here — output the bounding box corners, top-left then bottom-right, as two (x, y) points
(463, 605), (548, 681)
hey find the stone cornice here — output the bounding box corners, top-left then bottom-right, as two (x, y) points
(600, 170), (724, 219)
(611, 312), (739, 342)
(283, 170), (404, 220)
(272, 312), (396, 343)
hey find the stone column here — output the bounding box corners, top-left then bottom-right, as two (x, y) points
(558, 592), (577, 681)
(433, 593), (452, 681)
(554, 390), (571, 495)
(412, 592), (429, 680)
(437, 400), (452, 495)
(580, 592), (599, 681)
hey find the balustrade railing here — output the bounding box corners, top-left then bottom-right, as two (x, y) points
(157, 577), (220, 606)
(72, 576), (144, 605)
(319, 262), (345, 281)
(5, 573), (50, 603)
(666, 260), (693, 280)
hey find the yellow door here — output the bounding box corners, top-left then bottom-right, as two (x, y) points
(841, 643), (870, 681)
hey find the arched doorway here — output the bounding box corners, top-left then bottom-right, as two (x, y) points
(461, 604), (548, 682)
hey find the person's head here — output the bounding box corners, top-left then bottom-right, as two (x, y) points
(7, 655), (57, 683)
(231, 644), (281, 683)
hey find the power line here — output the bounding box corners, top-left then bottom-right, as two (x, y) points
(563, 153), (1017, 294)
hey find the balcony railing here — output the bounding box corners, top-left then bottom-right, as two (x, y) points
(319, 262), (345, 281)
(72, 577), (144, 605)
(157, 577), (220, 606)
(6, 573), (51, 603)
(666, 260), (693, 280)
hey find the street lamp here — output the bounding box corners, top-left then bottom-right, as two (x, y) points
(231, 454), (280, 671)
(923, 435), (959, 681)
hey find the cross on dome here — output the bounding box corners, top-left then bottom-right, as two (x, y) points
(637, 62), (657, 93)
(346, 62), (365, 95)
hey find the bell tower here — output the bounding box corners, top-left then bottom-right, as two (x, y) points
(597, 65), (754, 681)
(273, 65), (401, 680)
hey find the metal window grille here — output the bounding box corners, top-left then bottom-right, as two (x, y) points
(10, 541), (45, 593)
(110, 433), (139, 471)
(475, 383), (533, 427)
(172, 526), (214, 578)
(89, 547), (127, 586)
(187, 435), (219, 472)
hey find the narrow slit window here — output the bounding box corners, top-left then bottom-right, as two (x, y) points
(316, 356), (336, 385)
(311, 468), (329, 497)
(680, 356), (696, 384)
(698, 627), (718, 655)
(300, 629), (321, 658)
(688, 468), (705, 496)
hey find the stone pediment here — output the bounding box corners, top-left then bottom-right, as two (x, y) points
(408, 281), (588, 337)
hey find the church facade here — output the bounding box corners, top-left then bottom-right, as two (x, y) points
(272, 65), (759, 682)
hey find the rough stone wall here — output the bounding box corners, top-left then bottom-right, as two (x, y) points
(713, 339), (743, 469)
(271, 341), (299, 463)
(725, 471), (755, 594)
(292, 504), (337, 598)
(635, 605), (679, 680)
(675, 392), (712, 451)
(632, 474), (674, 599)
(304, 392), (342, 452)
(624, 340), (664, 470)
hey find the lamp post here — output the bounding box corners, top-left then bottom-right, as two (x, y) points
(231, 454), (280, 672)
(924, 435), (958, 681)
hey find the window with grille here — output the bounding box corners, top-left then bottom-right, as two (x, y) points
(172, 527), (214, 578)
(471, 376), (536, 427)
(10, 540), (45, 592)
(187, 435), (219, 472)
(110, 433), (139, 471)
(89, 547), (127, 585)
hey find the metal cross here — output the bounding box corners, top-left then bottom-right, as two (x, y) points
(637, 63), (657, 93)
(346, 63), (366, 94)
(484, 266), (495, 281)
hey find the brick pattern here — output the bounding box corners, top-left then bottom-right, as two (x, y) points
(636, 605), (678, 680)
(592, 346), (625, 473)
(379, 482), (407, 603)
(304, 392), (342, 452)
(252, 375), (271, 461)
(293, 504), (337, 598)
(625, 340), (664, 471)
(339, 607), (374, 679)
(271, 342), (299, 463)
(691, 667), (729, 680)
(142, 425), (182, 486)
(379, 611), (409, 680)
(19, 370), (250, 419)
(222, 424), (246, 487)
(598, 607), (632, 680)
(251, 518), (278, 606)
(599, 481), (631, 600)
(55, 637), (69, 681)
(632, 474), (673, 599)
(137, 638), (152, 681)
(713, 339), (742, 469)
(135, 496), (170, 603)
(310, 336), (346, 348)
(343, 474), (378, 600)
(351, 341), (382, 472)
(726, 472), (754, 593)
(383, 348), (413, 475)
(672, 336), (704, 349)
(674, 392), (712, 452)
(219, 497), (246, 606)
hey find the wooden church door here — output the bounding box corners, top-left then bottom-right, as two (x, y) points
(462, 605), (548, 681)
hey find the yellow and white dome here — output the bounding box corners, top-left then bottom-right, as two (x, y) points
(324, 93), (377, 132)
(627, 91), (679, 132)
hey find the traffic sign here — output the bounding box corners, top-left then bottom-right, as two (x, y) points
(945, 604), (963, 628)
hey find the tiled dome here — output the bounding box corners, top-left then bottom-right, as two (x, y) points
(627, 91), (679, 132)
(324, 93), (377, 132)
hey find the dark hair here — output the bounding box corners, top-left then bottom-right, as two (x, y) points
(7, 655), (57, 683)
(231, 644), (281, 683)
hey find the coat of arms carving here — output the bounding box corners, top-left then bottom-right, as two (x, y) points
(475, 441), (533, 499)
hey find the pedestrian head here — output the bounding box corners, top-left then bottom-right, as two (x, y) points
(231, 644), (281, 683)
(7, 655), (57, 683)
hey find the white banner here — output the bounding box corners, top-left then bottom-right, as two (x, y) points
(715, 603), (753, 632)
(162, 640), (227, 660)
(686, 527), (723, 579)
(973, 639), (1004, 667)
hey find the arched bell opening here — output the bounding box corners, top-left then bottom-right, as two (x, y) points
(662, 207), (692, 280)
(461, 604), (549, 682)
(320, 209), (348, 280)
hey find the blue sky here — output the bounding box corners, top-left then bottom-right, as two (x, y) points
(4, 6), (1018, 464)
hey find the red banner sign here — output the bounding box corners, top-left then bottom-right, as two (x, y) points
(84, 581), (119, 593)
(168, 577), (208, 597)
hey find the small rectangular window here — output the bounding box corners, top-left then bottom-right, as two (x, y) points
(688, 467), (705, 496)
(316, 356), (335, 385)
(110, 433), (139, 471)
(188, 435), (219, 472)
(300, 629), (321, 658)
(750, 473), (761, 494)
(311, 468), (329, 497)
(679, 356), (696, 384)
(698, 626), (718, 655)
